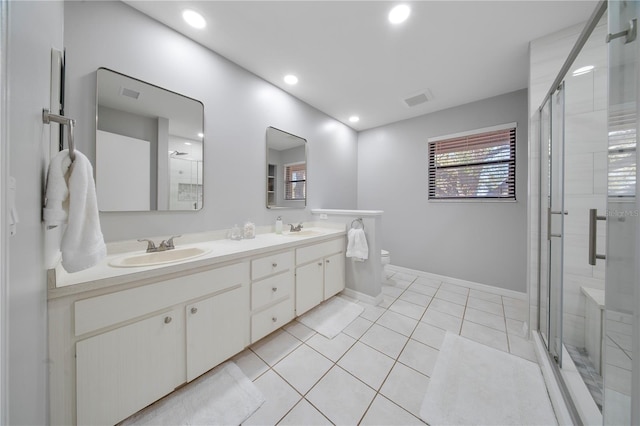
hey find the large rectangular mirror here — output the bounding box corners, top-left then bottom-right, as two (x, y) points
(96, 68), (204, 211)
(266, 127), (307, 209)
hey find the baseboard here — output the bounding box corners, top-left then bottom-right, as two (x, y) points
(386, 264), (527, 300)
(341, 287), (383, 306)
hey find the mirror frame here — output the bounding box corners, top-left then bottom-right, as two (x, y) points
(266, 126), (307, 209)
(95, 67), (205, 212)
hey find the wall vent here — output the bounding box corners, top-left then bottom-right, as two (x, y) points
(403, 89), (432, 107)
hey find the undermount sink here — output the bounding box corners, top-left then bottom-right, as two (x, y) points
(283, 230), (324, 237)
(109, 247), (211, 268)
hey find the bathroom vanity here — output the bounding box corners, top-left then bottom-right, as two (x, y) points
(47, 227), (345, 425)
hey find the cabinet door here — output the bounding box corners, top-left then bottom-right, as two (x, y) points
(324, 252), (346, 300)
(296, 261), (324, 315)
(76, 310), (182, 426)
(186, 285), (249, 381)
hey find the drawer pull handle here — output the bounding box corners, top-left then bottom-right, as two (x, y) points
(164, 316), (172, 324)
(272, 287), (278, 292)
(191, 307), (198, 314)
(272, 317), (278, 323)
(272, 262), (278, 268)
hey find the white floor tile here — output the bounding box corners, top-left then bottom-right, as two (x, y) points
(469, 289), (503, 304)
(378, 294), (396, 308)
(338, 341), (395, 390)
(244, 370), (301, 426)
(466, 296), (504, 316)
(398, 339), (440, 377)
(506, 317), (528, 338)
(360, 323), (410, 359)
(284, 320), (316, 342)
(439, 282), (470, 295)
(381, 285), (404, 298)
(434, 288), (468, 306)
(251, 329), (302, 366)
(380, 362), (430, 417)
(278, 398), (332, 425)
(342, 316), (373, 340)
(306, 366), (376, 425)
(428, 298), (466, 318)
(461, 320), (509, 352)
(504, 303), (529, 321)
(413, 276), (441, 289)
(408, 282), (438, 297)
(376, 310), (419, 337)
(360, 394), (425, 425)
(411, 322), (447, 350)
(421, 309), (462, 333)
(273, 344), (333, 394)
(231, 349), (269, 381)
(399, 289), (433, 307)
(305, 332), (356, 362)
(359, 302), (387, 322)
(389, 298), (427, 320)
(508, 334), (537, 363)
(464, 307), (506, 332)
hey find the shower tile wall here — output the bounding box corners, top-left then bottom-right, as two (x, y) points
(561, 18), (608, 349)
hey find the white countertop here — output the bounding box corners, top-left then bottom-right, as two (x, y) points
(49, 225), (345, 299)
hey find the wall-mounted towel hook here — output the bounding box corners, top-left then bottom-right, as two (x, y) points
(42, 108), (76, 162)
(350, 217), (364, 230)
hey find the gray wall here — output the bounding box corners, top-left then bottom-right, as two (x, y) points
(6, 1), (64, 424)
(357, 89), (528, 292)
(64, 1), (358, 242)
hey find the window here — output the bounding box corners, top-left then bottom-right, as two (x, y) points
(428, 124), (516, 200)
(608, 105), (636, 198)
(284, 162), (306, 200)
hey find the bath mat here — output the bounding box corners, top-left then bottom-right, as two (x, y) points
(119, 361), (265, 426)
(298, 296), (364, 339)
(419, 333), (557, 425)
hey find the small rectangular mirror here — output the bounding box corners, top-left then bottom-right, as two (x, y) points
(266, 127), (307, 209)
(96, 68), (204, 211)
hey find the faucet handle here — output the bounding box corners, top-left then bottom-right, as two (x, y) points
(137, 238), (156, 252)
(165, 235), (181, 249)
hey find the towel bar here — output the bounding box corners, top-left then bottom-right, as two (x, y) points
(43, 108), (76, 161)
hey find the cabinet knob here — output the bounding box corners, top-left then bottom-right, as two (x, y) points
(272, 287), (278, 292)
(272, 262), (278, 268)
(318, 262), (323, 266)
(191, 307), (198, 314)
(164, 316), (172, 324)
(326, 259), (330, 264)
(272, 317), (277, 322)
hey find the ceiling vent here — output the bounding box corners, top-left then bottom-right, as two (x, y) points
(120, 87), (140, 100)
(403, 89), (432, 107)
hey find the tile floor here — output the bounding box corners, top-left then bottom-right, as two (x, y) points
(234, 267), (540, 425)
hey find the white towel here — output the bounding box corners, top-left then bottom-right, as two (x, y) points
(44, 149), (106, 273)
(346, 227), (368, 261)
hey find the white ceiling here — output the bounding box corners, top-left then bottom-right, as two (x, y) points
(125, 0), (598, 131)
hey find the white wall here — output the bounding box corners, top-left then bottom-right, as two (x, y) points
(64, 1), (358, 242)
(357, 89), (528, 292)
(6, 1), (64, 424)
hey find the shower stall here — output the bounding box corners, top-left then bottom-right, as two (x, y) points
(533, 1), (639, 424)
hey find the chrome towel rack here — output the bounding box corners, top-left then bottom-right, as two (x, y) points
(43, 108), (76, 161)
(350, 217), (364, 230)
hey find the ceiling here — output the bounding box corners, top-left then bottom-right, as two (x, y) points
(125, 1), (598, 131)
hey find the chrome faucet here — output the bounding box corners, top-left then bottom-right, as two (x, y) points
(289, 223), (304, 232)
(138, 235), (181, 252)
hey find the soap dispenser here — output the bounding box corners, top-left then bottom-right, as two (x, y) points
(275, 216), (283, 234)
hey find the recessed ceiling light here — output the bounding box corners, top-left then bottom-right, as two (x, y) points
(349, 116), (360, 123)
(183, 9), (206, 29)
(389, 4), (411, 24)
(284, 74), (299, 85)
(572, 65), (594, 76)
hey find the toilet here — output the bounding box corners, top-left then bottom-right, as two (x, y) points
(381, 249), (391, 279)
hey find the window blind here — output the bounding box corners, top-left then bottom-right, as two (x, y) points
(428, 127), (516, 200)
(608, 105), (636, 198)
(285, 163), (306, 200)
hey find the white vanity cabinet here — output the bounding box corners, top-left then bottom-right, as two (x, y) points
(295, 238), (346, 315)
(250, 250), (295, 343)
(76, 309), (183, 426)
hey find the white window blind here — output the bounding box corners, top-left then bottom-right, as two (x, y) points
(608, 105), (636, 198)
(428, 126), (516, 200)
(284, 162), (306, 200)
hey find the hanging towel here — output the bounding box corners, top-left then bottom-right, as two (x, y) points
(44, 149), (106, 273)
(346, 227), (369, 261)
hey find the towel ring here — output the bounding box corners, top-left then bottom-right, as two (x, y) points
(43, 108), (76, 162)
(350, 217), (364, 230)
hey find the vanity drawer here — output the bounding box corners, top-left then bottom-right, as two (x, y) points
(251, 251), (294, 281)
(252, 271), (294, 311)
(251, 296), (294, 343)
(74, 262), (249, 336)
(296, 237), (345, 265)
